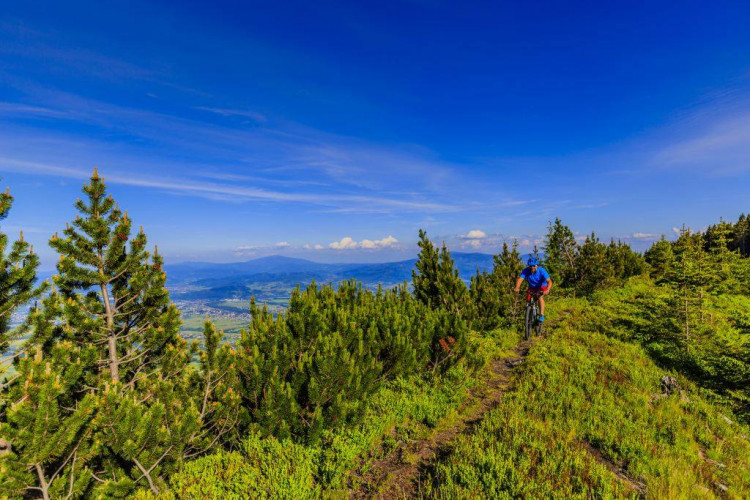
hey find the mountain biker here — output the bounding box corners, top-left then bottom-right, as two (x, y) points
(514, 257), (552, 322)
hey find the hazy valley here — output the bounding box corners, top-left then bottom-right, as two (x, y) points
(165, 253), (496, 341)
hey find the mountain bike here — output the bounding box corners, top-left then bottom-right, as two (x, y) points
(524, 289), (545, 341)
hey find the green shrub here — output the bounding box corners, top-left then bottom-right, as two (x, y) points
(137, 433), (319, 500)
(236, 280), (474, 444)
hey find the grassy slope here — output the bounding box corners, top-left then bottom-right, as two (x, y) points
(135, 330), (520, 499)
(422, 299), (750, 499)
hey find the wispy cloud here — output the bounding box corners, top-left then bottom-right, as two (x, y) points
(234, 241), (291, 256)
(195, 171), (328, 187)
(631, 232), (658, 239)
(574, 202), (609, 209)
(0, 102), (69, 118)
(0, 157), (455, 212)
(0, 82), (466, 214)
(195, 106), (267, 123)
(0, 85), (456, 192)
(652, 111), (750, 175)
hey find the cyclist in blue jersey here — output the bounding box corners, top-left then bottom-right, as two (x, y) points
(514, 257), (553, 322)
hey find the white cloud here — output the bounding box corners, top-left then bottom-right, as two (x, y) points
(330, 237), (358, 250)
(314, 244), (324, 250)
(459, 229), (487, 240)
(275, 241), (290, 248)
(329, 235), (398, 250)
(361, 235), (398, 249)
(632, 232), (658, 239)
(672, 227), (681, 234)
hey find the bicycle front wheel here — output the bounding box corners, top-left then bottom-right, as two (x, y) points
(524, 304), (533, 341)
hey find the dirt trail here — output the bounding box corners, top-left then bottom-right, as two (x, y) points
(350, 340), (532, 499)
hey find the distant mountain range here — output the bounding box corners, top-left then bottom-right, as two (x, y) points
(165, 253), (497, 303)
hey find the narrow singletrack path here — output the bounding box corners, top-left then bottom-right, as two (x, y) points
(350, 340), (533, 499)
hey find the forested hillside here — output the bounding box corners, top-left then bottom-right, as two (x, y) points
(1, 173), (748, 498)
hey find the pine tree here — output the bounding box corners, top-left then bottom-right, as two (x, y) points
(412, 229), (441, 309)
(732, 214), (749, 256)
(412, 230), (471, 373)
(469, 270), (500, 332)
(470, 241), (524, 331)
(48, 169), (185, 385)
(436, 243), (470, 317)
(607, 239), (646, 281)
(573, 233), (613, 296)
(704, 219), (734, 253)
(542, 218), (579, 291)
(237, 282), (383, 443)
(645, 236), (675, 282)
(0, 184), (47, 480)
(0, 187), (45, 363)
(187, 320), (243, 455)
(666, 227), (711, 343)
(494, 240), (525, 325)
(412, 230), (469, 317)
(703, 220), (742, 294)
(1, 294), (99, 499)
(3, 171), (201, 496)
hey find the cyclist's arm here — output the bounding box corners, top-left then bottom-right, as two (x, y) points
(544, 278), (552, 294)
(514, 276), (524, 292)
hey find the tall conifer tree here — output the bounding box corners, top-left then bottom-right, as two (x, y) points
(470, 240), (524, 331)
(575, 232), (613, 296)
(412, 230), (469, 316)
(494, 240), (525, 324)
(733, 214), (749, 256)
(412, 230), (471, 373)
(543, 218), (579, 290)
(412, 229), (441, 309)
(2, 171), (201, 497)
(645, 236), (675, 282)
(667, 227), (711, 342)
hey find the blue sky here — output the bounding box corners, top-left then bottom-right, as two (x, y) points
(2, 1), (750, 269)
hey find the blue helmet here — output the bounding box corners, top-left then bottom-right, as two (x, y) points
(527, 257), (539, 266)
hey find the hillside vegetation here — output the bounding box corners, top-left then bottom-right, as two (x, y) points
(423, 299), (750, 498)
(1, 172), (749, 499)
